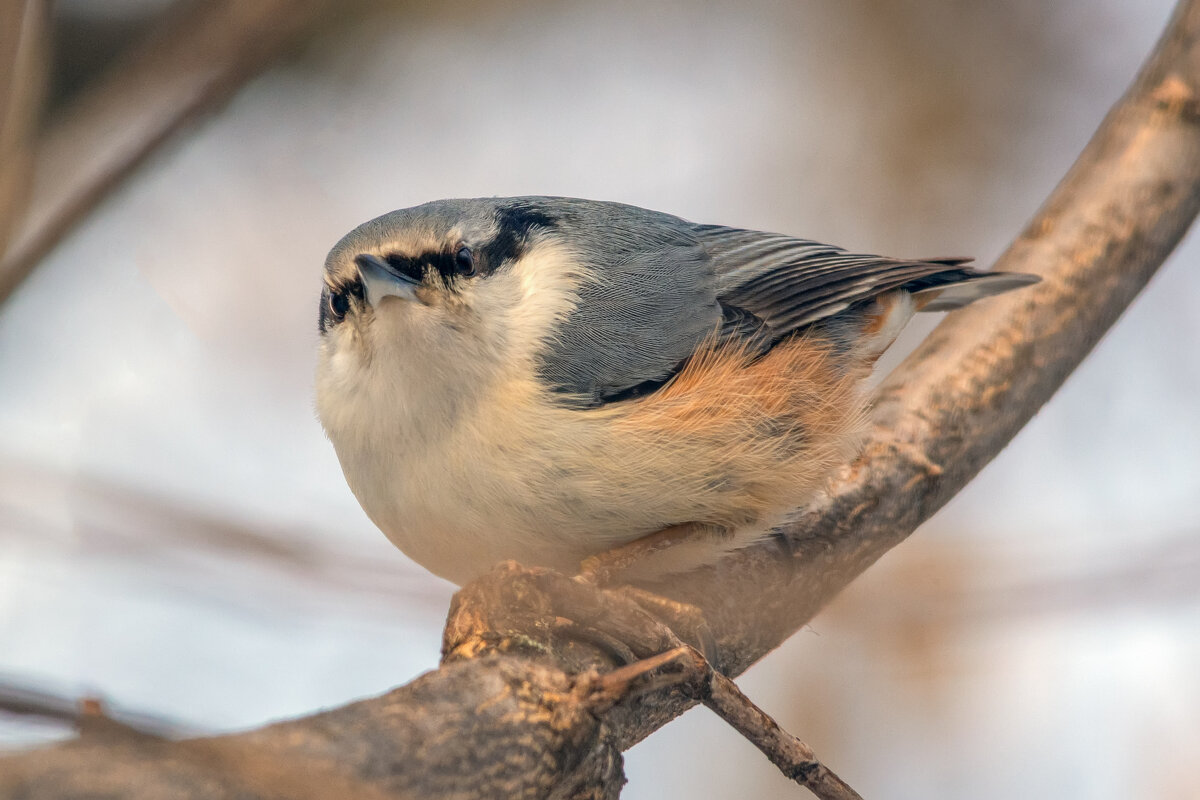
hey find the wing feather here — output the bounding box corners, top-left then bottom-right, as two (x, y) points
(694, 223), (1024, 337)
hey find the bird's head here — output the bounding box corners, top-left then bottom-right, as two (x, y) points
(316, 198), (592, 428)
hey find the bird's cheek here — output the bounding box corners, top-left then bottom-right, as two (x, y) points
(317, 324), (369, 380)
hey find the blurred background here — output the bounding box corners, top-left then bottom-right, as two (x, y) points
(0, 1), (1197, 798)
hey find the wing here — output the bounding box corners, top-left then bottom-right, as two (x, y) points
(694, 224), (1037, 336)
(528, 199), (722, 406)
(532, 201), (1037, 409)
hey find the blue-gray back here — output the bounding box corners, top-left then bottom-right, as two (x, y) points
(493, 197), (1025, 407)
(516, 198), (720, 406)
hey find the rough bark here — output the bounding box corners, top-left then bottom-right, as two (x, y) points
(3, 0), (1199, 797)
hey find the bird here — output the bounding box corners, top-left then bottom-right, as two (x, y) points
(315, 196), (1038, 586)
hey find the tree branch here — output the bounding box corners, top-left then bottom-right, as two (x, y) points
(0, 0), (334, 305)
(0, 676), (192, 740)
(636, 0), (1200, 717)
(0, 1), (46, 259)
(3, 0), (1199, 797)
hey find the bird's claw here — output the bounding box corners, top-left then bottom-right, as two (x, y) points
(443, 561), (719, 670)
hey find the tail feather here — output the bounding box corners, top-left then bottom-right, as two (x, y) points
(906, 269), (1041, 312)
(818, 268), (1039, 366)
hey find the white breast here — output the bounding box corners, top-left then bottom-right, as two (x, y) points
(314, 244), (679, 584)
(318, 348), (668, 583)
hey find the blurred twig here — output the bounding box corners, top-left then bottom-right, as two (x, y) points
(0, 0), (46, 259)
(818, 530), (1200, 677)
(2, 0), (1200, 797)
(952, 530), (1200, 624)
(0, 681), (80, 728)
(0, 675), (193, 739)
(0, 0), (335, 305)
(0, 461), (442, 611)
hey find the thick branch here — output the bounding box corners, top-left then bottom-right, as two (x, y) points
(3, 1), (1199, 797)
(651, 0), (1200, 681)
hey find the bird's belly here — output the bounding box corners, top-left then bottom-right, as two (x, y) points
(340, 399), (671, 584)
(335, 334), (867, 585)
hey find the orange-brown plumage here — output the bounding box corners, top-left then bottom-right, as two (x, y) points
(611, 329), (870, 535)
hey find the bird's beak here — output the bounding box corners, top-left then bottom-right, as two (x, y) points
(354, 253), (419, 305)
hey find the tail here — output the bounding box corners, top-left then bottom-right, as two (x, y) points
(901, 265), (1041, 312)
(822, 264), (1039, 365)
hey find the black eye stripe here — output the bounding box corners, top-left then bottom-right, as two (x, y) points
(385, 254), (426, 282)
(386, 247), (483, 283)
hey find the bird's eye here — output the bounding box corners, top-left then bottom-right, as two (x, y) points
(455, 246), (476, 277)
(329, 289), (350, 318)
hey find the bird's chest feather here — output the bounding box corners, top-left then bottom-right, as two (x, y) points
(322, 358), (612, 578)
(319, 332), (865, 584)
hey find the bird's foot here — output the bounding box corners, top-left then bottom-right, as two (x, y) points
(577, 521), (730, 586)
(442, 561), (865, 798)
(443, 561), (717, 671)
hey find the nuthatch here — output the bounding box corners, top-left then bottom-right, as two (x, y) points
(315, 197), (1037, 585)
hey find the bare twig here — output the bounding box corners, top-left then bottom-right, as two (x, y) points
(2, 1), (1199, 797)
(0, 676), (193, 739)
(0, 680), (79, 728)
(586, 648), (864, 800)
(705, 671), (863, 800)
(0, 0), (334, 305)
